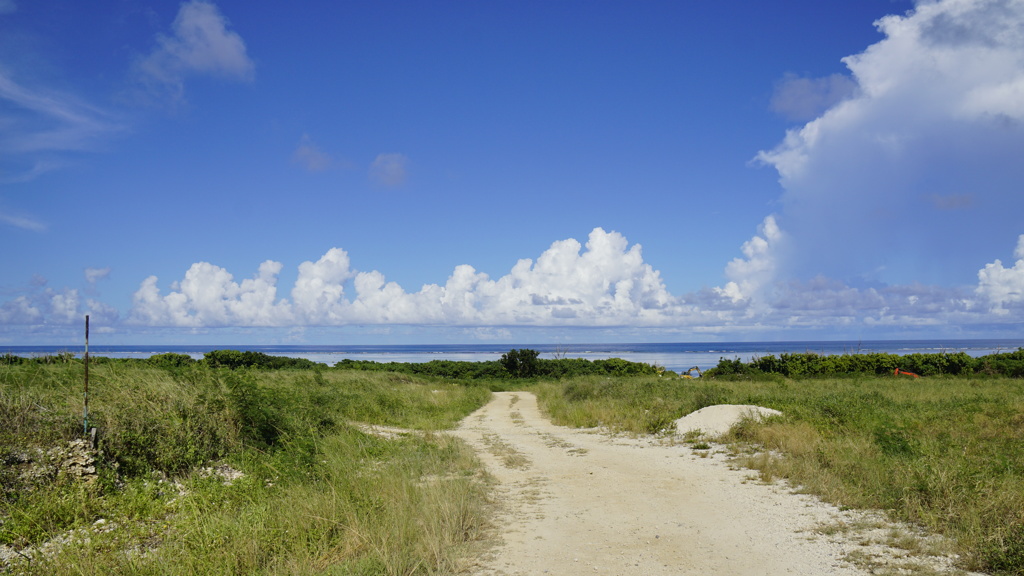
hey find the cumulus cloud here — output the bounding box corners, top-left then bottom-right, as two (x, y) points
(756, 0), (1024, 288)
(0, 296), (42, 325)
(369, 153), (408, 187)
(291, 248), (356, 323)
(129, 260), (290, 327)
(135, 0), (254, 102)
(0, 285), (107, 325)
(716, 216), (786, 303)
(8, 223), (1024, 335)
(116, 223), (1024, 336)
(975, 234), (1024, 313)
(128, 228), (702, 328)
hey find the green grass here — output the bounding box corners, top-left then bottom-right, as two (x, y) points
(534, 374), (1024, 575)
(1, 362), (493, 575)
(12, 359), (1022, 574)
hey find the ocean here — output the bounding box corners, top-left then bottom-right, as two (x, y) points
(4, 339), (1022, 373)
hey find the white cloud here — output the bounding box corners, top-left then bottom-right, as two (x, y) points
(716, 215), (785, 303)
(116, 223), (1024, 336)
(127, 228), (700, 328)
(48, 289), (80, 324)
(135, 0), (254, 101)
(0, 286), (84, 325)
(0, 210), (46, 231)
(291, 134), (333, 172)
(84, 267), (111, 285)
(369, 153), (408, 187)
(976, 234), (1024, 313)
(755, 0), (1024, 287)
(0, 296), (41, 324)
(291, 249), (356, 323)
(8, 223), (1024, 335)
(394, 228), (685, 326)
(129, 260), (290, 327)
(84, 299), (120, 324)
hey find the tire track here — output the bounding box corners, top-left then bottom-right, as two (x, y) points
(453, 392), (978, 576)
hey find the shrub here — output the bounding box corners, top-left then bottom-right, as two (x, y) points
(500, 348), (540, 378)
(722, 349), (1024, 378)
(148, 352), (196, 368)
(203, 349), (322, 370)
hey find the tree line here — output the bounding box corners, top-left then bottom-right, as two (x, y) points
(705, 349), (1024, 378)
(0, 348), (661, 380)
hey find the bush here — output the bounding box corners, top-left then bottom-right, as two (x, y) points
(334, 351), (662, 381)
(721, 349), (1024, 379)
(705, 357), (762, 378)
(148, 352), (196, 368)
(203, 349), (323, 370)
(500, 348), (540, 378)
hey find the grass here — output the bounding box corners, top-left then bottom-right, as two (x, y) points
(533, 374), (1024, 575)
(9, 360), (1023, 574)
(1, 362), (493, 575)
(480, 433), (531, 470)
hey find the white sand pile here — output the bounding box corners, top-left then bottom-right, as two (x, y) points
(674, 404), (782, 437)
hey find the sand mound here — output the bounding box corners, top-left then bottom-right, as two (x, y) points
(674, 404), (782, 437)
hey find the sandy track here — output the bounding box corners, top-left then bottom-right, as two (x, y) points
(453, 392), (973, 576)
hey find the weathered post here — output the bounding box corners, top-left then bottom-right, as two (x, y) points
(84, 314), (89, 436)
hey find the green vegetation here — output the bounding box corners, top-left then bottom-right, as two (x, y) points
(705, 348), (1024, 378)
(9, 347), (1022, 574)
(499, 348), (540, 378)
(1, 358), (491, 575)
(535, 371), (1024, 575)
(334, 350), (660, 381)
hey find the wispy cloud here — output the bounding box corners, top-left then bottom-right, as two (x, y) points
(0, 210), (46, 232)
(369, 153), (408, 187)
(291, 134), (337, 172)
(84, 267), (111, 285)
(134, 0), (254, 103)
(0, 69), (123, 183)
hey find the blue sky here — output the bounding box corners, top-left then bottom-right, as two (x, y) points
(2, 0), (1024, 345)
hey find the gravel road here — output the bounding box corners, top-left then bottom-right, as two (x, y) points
(453, 391), (979, 576)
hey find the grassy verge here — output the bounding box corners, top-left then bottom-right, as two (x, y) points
(1, 362), (492, 575)
(534, 374), (1024, 575)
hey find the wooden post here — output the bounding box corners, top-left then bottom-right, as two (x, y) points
(84, 314), (89, 436)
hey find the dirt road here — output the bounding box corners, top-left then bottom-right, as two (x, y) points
(453, 392), (974, 576)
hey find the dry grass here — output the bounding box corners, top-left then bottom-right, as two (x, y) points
(533, 375), (1024, 575)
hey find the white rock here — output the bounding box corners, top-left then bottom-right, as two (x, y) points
(674, 405), (782, 437)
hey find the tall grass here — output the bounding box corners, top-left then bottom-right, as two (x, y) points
(1, 362), (492, 575)
(535, 374), (1024, 575)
